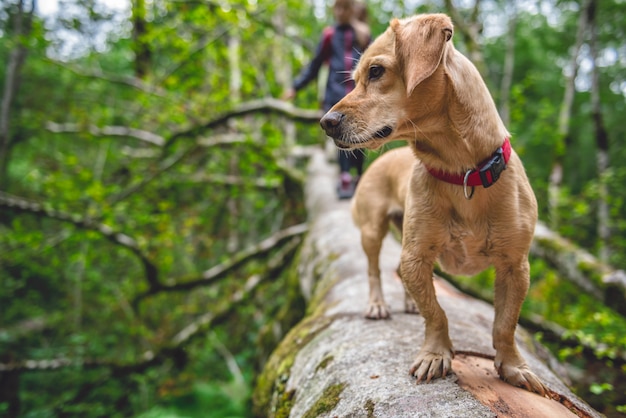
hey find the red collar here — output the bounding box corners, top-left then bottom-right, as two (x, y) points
(426, 137), (511, 189)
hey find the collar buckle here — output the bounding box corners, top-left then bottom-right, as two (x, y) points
(478, 147), (506, 188)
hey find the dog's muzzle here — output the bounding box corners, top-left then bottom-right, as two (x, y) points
(321, 111), (394, 149)
(320, 111), (344, 139)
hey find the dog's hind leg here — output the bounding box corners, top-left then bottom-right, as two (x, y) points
(361, 220), (391, 319)
(492, 259), (548, 395)
(389, 210), (418, 314)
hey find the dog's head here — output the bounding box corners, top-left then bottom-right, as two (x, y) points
(320, 14), (453, 150)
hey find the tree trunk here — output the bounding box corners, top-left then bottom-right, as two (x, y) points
(0, 0), (33, 187)
(253, 148), (601, 418)
(444, 0), (489, 79)
(131, 0), (151, 79)
(499, 5), (517, 126)
(549, 0), (591, 229)
(587, 0), (611, 263)
(226, 33), (242, 251)
(272, 3), (296, 166)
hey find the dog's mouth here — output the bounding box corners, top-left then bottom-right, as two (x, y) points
(374, 126), (393, 139)
(335, 141), (353, 150)
(334, 126), (394, 150)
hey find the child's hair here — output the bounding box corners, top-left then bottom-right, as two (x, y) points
(332, 0), (355, 25)
(354, 1), (368, 23)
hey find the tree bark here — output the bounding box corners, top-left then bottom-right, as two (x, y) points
(253, 148), (601, 418)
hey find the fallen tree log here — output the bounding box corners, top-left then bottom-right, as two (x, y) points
(531, 222), (626, 316)
(253, 148), (601, 418)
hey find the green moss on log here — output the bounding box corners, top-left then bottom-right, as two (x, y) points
(252, 313), (333, 417)
(365, 399), (376, 417)
(302, 382), (346, 418)
(315, 355), (334, 372)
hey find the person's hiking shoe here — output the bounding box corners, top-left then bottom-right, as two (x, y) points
(337, 172), (354, 199)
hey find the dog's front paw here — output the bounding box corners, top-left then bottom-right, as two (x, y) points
(409, 348), (453, 383)
(495, 358), (548, 396)
(365, 303), (391, 319)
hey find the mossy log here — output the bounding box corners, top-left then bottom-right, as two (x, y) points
(531, 221), (626, 316)
(253, 148), (601, 418)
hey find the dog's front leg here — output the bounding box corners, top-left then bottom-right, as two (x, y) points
(401, 247), (454, 382)
(493, 259), (548, 396)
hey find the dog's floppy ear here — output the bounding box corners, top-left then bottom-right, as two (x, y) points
(392, 14), (453, 96)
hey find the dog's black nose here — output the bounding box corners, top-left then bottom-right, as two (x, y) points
(320, 111), (344, 138)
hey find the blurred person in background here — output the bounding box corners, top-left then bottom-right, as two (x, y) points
(283, 0), (371, 199)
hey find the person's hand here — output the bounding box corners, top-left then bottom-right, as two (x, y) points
(281, 88), (296, 101)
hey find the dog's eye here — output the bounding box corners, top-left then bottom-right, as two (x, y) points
(368, 65), (384, 80)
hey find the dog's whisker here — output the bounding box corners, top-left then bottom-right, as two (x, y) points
(407, 118), (432, 144)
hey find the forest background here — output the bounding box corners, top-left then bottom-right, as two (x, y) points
(1, 0), (625, 417)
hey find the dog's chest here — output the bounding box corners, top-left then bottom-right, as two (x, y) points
(440, 218), (492, 275)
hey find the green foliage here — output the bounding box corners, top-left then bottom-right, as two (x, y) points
(1, 1), (315, 416)
(137, 381), (248, 418)
(2, 0), (626, 416)
(527, 259), (626, 358)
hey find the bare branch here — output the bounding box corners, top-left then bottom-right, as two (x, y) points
(165, 98), (323, 148)
(0, 191), (160, 289)
(0, 235), (302, 374)
(48, 59), (168, 98)
(136, 223), (307, 300)
(187, 173), (281, 188)
(0, 274), (259, 373)
(46, 121), (165, 146)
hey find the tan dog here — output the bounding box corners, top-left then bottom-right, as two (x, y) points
(351, 146), (417, 319)
(320, 14), (546, 395)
